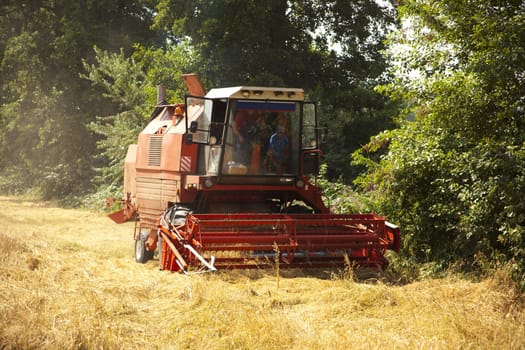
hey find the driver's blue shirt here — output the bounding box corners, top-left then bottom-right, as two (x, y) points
(268, 132), (288, 160)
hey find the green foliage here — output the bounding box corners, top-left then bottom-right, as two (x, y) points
(316, 86), (400, 182)
(82, 42), (200, 202)
(316, 164), (369, 214)
(158, 2), (396, 83)
(1, 0), (398, 203)
(83, 48), (150, 110)
(355, 0), (525, 287)
(0, 64), (94, 199)
(132, 41), (202, 100)
(0, 0), (158, 200)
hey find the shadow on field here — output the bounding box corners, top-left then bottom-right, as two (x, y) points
(178, 264), (411, 286)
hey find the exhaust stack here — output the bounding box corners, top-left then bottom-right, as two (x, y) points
(157, 85), (166, 104)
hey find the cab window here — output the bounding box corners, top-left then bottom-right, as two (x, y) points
(222, 100), (300, 176)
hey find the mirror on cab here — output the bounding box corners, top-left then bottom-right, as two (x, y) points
(185, 121), (198, 144)
(189, 121), (198, 133)
(302, 150), (320, 176)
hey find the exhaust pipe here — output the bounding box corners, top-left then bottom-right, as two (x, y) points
(157, 85), (166, 104)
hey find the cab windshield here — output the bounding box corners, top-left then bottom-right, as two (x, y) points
(222, 100), (300, 175)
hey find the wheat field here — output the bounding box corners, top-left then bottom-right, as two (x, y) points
(0, 196), (523, 349)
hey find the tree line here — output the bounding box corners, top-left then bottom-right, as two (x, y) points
(1, 0), (523, 286)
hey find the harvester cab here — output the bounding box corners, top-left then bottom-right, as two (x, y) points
(113, 74), (400, 274)
(182, 84), (326, 213)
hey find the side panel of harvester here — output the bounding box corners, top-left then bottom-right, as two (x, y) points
(118, 76), (207, 231)
(124, 108), (199, 231)
(135, 133), (197, 229)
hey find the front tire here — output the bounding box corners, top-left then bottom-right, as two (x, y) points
(157, 232), (163, 269)
(135, 230), (154, 263)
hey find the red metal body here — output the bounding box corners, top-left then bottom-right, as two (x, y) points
(112, 75), (401, 273)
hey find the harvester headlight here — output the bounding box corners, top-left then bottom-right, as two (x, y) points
(295, 179), (305, 188)
(241, 90), (250, 97)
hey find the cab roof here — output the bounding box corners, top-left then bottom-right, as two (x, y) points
(205, 86), (304, 101)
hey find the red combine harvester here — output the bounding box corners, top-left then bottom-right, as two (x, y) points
(110, 74), (400, 274)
